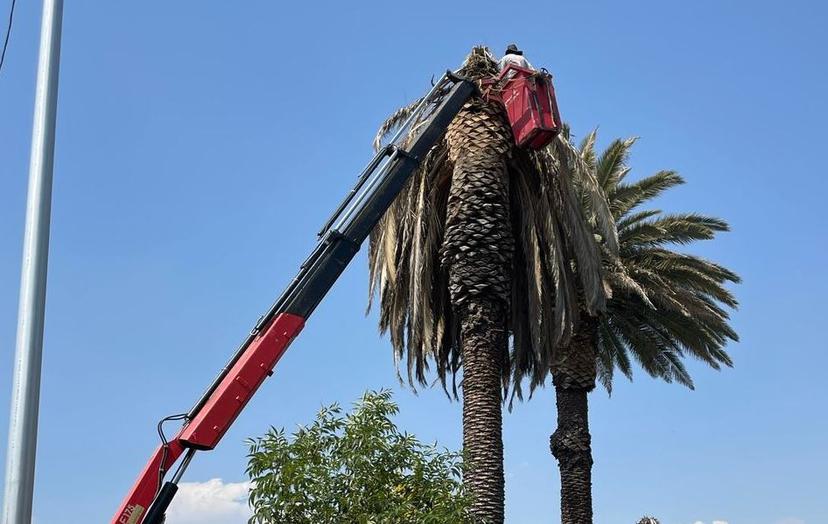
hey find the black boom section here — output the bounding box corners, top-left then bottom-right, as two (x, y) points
(281, 79), (475, 318)
(185, 77), (474, 421)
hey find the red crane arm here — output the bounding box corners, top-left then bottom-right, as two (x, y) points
(110, 72), (476, 524)
(112, 313), (304, 524)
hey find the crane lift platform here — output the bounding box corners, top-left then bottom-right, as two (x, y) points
(482, 64), (562, 149)
(112, 64), (561, 524)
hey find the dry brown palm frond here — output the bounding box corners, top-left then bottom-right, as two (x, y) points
(508, 155), (563, 392)
(368, 138), (454, 387)
(552, 134), (619, 255)
(545, 145), (608, 315)
(457, 46), (500, 79)
(373, 47), (498, 153)
(372, 98), (423, 152)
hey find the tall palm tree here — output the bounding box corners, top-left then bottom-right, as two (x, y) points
(512, 131), (740, 524)
(368, 48), (614, 523)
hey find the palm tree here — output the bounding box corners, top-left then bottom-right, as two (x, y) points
(512, 132), (740, 524)
(368, 48), (613, 523)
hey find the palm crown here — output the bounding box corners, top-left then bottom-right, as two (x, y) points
(582, 132), (739, 393)
(367, 48), (614, 391)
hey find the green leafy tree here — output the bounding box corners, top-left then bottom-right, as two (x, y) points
(246, 390), (471, 523)
(512, 132), (740, 523)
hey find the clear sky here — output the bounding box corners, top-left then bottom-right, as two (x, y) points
(1, 1), (826, 523)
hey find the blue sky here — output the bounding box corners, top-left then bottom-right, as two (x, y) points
(1, 1), (826, 523)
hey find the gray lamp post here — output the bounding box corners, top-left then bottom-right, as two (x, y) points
(3, 1), (64, 522)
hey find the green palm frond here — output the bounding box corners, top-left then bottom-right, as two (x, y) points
(596, 320), (633, 394)
(596, 136), (637, 191)
(619, 213), (728, 247)
(581, 131), (739, 392)
(578, 129), (598, 171)
(616, 209), (661, 230)
(609, 170), (684, 218)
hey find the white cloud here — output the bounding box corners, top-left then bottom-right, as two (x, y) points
(166, 478), (252, 524)
(693, 521), (729, 524)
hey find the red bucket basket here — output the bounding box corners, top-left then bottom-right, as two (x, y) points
(483, 64), (562, 150)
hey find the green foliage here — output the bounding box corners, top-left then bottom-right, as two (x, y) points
(580, 133), (741, 393)
(246, 390), (471, 523)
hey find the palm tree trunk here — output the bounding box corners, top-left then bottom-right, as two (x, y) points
(552, 382), (593, 523)
(459, 299), (507, 522)
(442, 99), (513, 523)
(550, 314), (598, 524)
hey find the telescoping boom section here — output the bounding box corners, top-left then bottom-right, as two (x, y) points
(111, 73), (476, 524)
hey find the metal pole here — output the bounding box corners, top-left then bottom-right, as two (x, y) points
(3, 0), (63, 522)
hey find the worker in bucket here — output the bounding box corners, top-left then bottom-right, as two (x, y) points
(499, 43), (534, 72)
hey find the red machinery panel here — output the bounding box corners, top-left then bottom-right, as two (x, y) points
(112, 440), (185, 524)
(484, 65), (562, 150)
(111, 312), (305, 524)
(179, 312), (305, 449)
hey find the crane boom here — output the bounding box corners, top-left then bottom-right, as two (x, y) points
(111, 72), (476, 524)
